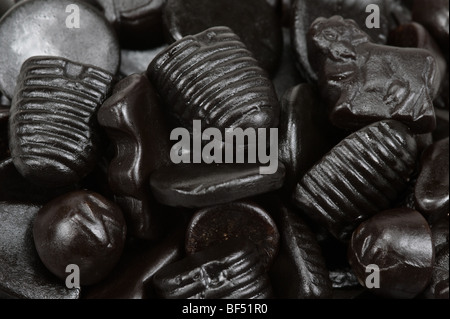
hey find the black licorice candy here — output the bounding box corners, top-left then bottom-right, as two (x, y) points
(147, 26), (280, 135)
(8, 56), (115, 188)
(152, 240), (273, 299)
(292, 120), (418, 241)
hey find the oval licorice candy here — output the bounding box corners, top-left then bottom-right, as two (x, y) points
(292, 120), (418, 241)
(147, 26), (280, 135)
(9, 56), (115, 188)
(152, 240), (273, 299)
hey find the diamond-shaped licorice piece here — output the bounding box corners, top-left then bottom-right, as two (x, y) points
(0, 202), (80, 299)
(150, 163), (285, 208)
(414, 137), (449, 220)
(269, 201), (332, 298)
(348, 208), (434, 299)
(185, 201), (279, 271)
(292, 120), (418, 241)
(308, 16), (439, 134)
(152, 240), (273, 299)
(97, 73), (171, 240)
(9, 56), (115, 188)
(147, 26), (280, 135)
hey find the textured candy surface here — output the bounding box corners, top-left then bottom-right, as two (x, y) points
(9, 56), (115, 188)
(152, 240), (273, 299)
(293, 120), (417, 241)
(147, 26), (280, 134)
(309, 16), (439, 133)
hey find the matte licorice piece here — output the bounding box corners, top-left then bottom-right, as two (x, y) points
(84, 219), (186, 299)
(162, 0), (282, 75)
(0, 202), (80, 299)
(93, 0), (166, 49)
(152, 240), (273, 299)
(269, 202), (332, 298)
(388, 22), (447, 95)
(185, 201), (279, 270)
(348, 208), (435, 299)
(0, 0), (120, 99)
(8, 56), (115, 188)
(147, 26), (280, 135)
(150, 163), (285, 208)
(414, 137), (449, 219)
(33, 190), (127, 286)
(292, 120), (418, 241)
(0, 158), (75, 204)
(279, 84), (335, 191)
(308, 16), (439, 134)
(120, 44), (168, 77)
(97, 73), (171, 240)
(412, 0), (449, 54)
(291, 0), (393, 82)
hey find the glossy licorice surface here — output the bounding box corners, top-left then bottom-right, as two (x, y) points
(0, 202), (80, 299)
(269, 201), (332, 298)
(152, 240), (273, 299)
(162, 0), (282, 75)
(150, 163), (285, 208)
(348, 208), (434, 299)
(414, 137), (449, 220)
(93, 0), (166, 49)
(278, 84), (336, 191)
(147, 26), (280, 135)
(0, 0), (120, 99)
(8, 56), (115, 188)
(84, 220), (186, 299)
(308, 16), (440, 134)
(97, 73), (171, 240)
(292, 120), (418, 241)
(412, 0), (449, 54)
(185, 201), (279, 270)
(291, 0), (393, 82)
(33, 190), (127, 286)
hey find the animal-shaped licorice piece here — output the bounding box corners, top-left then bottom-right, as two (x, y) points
(308, 16), (440, 134)
(9, 56), (115, 188)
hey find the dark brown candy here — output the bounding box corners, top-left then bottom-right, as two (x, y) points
(0, 202), (80, 299)
(8, 56), (115, 188)
(412, 0), (449, 54)
(279, 84), (337, 191)
(93, 0), (166, 49)
(348, 208), (434, 299)
(185, 201), (279, 270)
(434, 108), (449, 141)
(120, 44), (168, 77)
(291, 0), (394, 82)
(0, 158), (75, 204)
(33, 190), (127, 286)
(0, 0), (120, 99)
(309, 16), (440, 134)
(414, 137), (449, 220)
(97, 73), (171, 240)
(152, 240), (273, 299)
(269, 202), (332, 298)
(84, 219), (186, 299)
(388, 22), (447, 97)
(292, 120), (418, 241)
(147, 26), (280, 135)
(162, 0), (282, 75)
(150, 163), (285, 208)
